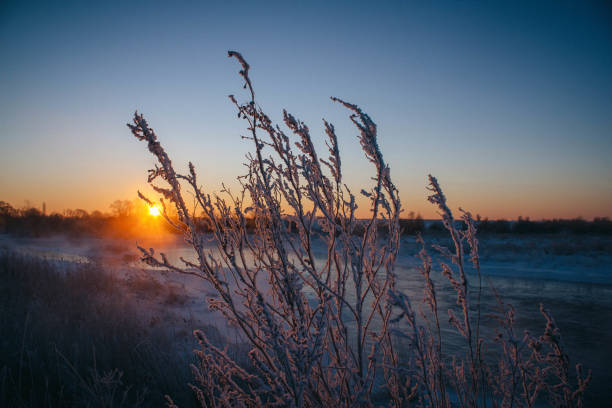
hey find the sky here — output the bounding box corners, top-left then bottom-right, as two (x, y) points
(1, 0), (611, 220)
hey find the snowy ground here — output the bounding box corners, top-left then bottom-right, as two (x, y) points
(2, 232), (611, 404)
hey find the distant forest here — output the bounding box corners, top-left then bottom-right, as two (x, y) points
(0, 200), (176, 238)
(1, 200), (611, 238)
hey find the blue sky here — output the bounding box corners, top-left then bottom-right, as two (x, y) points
(1, 0), (611, 218)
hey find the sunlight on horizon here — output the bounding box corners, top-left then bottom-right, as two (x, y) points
(148, 205), (161, 217)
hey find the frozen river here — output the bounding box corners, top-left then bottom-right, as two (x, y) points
(2, 232), (611, 405)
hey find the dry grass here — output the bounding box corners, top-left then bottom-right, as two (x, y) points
(0, 251), (200, 407)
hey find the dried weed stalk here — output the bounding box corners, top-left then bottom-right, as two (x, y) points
(128, 52), (589, 407)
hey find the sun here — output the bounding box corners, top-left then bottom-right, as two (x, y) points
(148, 205), (161, 217)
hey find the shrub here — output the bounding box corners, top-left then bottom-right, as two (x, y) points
(129, 52), (589, 407)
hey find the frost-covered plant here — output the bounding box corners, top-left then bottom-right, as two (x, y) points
(389, 177), (591, 408)
(128, 51), (589, 407)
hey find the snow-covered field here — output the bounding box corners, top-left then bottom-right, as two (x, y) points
(2, 232), (611, 404)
